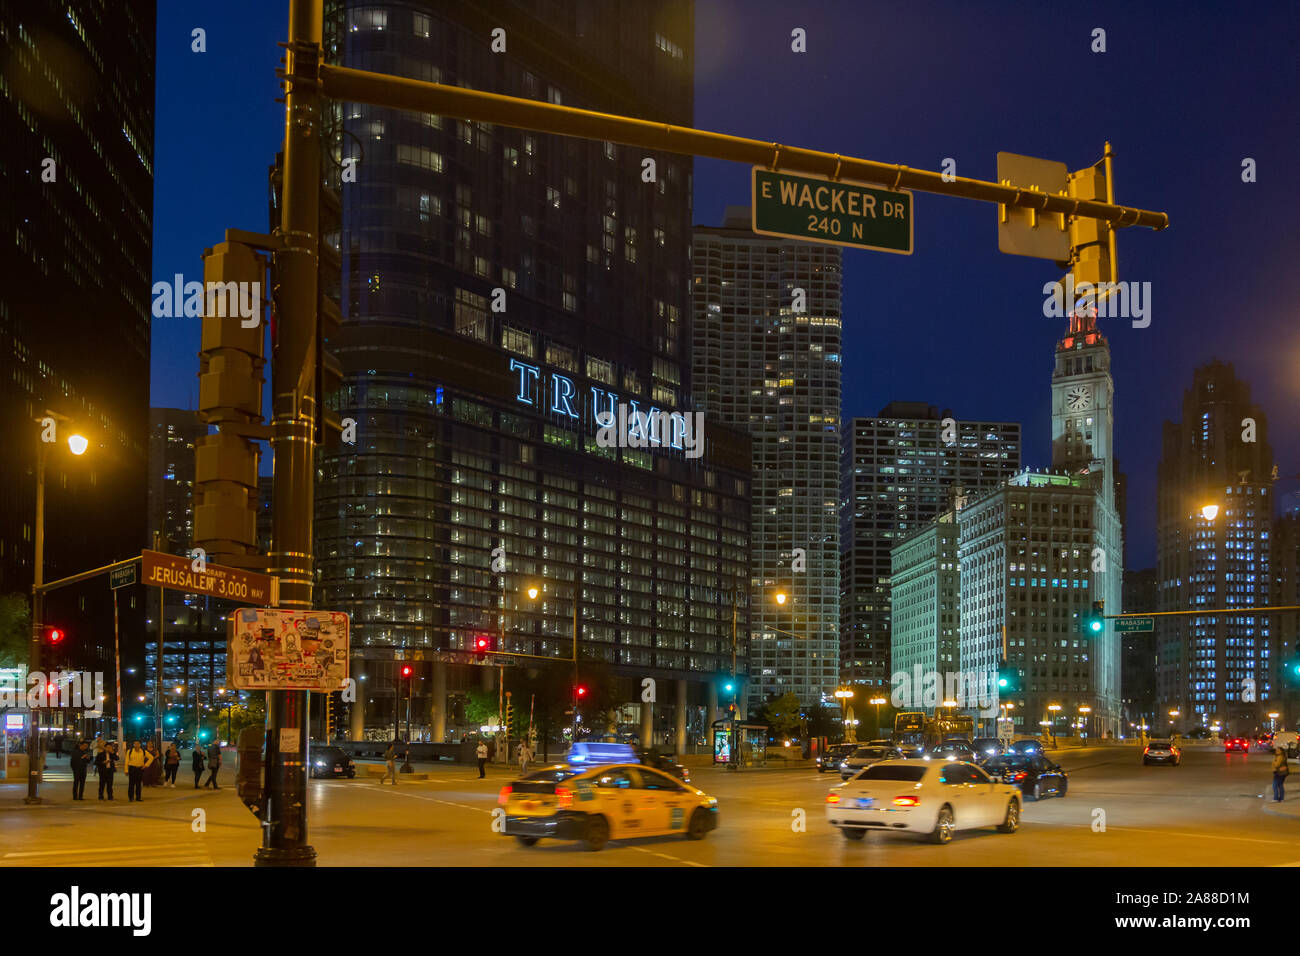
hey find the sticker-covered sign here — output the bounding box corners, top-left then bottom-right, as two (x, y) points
(227, 608), (350, 691)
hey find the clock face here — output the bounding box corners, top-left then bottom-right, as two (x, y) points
(1065, 384), (1093, 411)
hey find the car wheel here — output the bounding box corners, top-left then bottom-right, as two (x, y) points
(842, 827), (866, 841)
(515, 835), (539, 847)
(584, 815), (610, 851)
(686, 807), (710, 840)
(1059, 779), (1068, 798)
(997, 799), (1020, 833)
(930, 805), (954, 845)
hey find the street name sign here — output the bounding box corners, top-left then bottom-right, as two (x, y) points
(1113, 616), (1154, 633)
(752, 167), (913, 254)
(109, 564), (137, 590)
(141, 549), (276, 604)
(227, 608), (350, 691)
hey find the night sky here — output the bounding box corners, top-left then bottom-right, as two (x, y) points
(151, 0), (1300, 570)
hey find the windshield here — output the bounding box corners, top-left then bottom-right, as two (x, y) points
(851, 748), (888, 759)
(856, 765), (927, 782)
(984, 756), (1031, 770)
(523, 767), (579, 783)
(1148, 740), (1171, 747)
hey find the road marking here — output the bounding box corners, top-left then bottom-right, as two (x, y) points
(375, 785), (491, 814)
(1054, 822), (1297, 846)
(3, 843), (214, 867)
(612, 842), (707, 867)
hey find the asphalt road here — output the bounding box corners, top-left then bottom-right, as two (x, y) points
(2, 747), (1296, 866)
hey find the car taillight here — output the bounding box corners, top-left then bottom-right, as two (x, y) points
(1012, 771), (1027, 781)
(892, 796), (919, 806)
(681, 769), (690, 782)
(556, 786), (574, 809)
(497, 785), (512, 805)
(826, 792), (841, 804)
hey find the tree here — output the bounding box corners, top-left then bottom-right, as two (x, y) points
(464, 689), (499, 728)
(223, 694), (267, 741)
(762, 692), (803, 739)
(0, 593), (30, 668)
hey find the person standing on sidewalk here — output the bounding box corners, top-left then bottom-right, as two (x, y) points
(378, 740), (399, 784)
(1272, 746), (1289, 802)
(70, 739), (92, 800)
(517, 739), (532, 775)
(192, 745), (206, 788)
(476, 739), (488, 778)
(125, 739), (153, 802)
(163, 742), (181, 787)
(203, 742), (222, 788)
(96, 742), (118, 800)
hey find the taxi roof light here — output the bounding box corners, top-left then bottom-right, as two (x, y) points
(497, 785), (512, 806)
(555, 785), (574, 809)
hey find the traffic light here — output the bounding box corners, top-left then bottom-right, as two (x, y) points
(44, 627), (64, 646)
(194, 232), (270, 570)
(400, 664), (413, 680)
(1082, 601), (1105, 636)
(996, 660), (1018, 694)
(472, 635), (492, 657)
(575, 685), (588, 699)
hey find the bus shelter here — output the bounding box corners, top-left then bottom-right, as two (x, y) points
(712, 719), (768, 768)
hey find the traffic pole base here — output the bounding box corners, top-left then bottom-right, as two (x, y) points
(253, 845), (318, 867)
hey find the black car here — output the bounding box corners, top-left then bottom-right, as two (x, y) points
(636, 749), (690, 783)
(984, 753), (1068, 800)
(1006, 739), (1045, 757)
(309, 745), (356, 779)
(972, 737), (1003, 762)
(817, 743), (859, 774)
(927, 740), (977, 763)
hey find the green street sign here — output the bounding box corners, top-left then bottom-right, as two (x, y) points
(752, 167), (913, 254)
(110, 564), (137, 590)
(1114, 616), (1154, 633)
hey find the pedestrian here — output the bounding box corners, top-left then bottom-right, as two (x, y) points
(92, 735), (105, 761)
(143, 739), (161, 786)
(203, 742), (222, 788)
(476, 738), (488, 778)
(1272, 746), (1290, 803)
(96, 741), (118, 800)
(378, 740), (399, 784)
(163, 742), (181, 787)
(70, 739), (92, 800)
(192, 745), (207, 788)
(517, 739), (532, 775)
(125, 739), (153, 802)
(53, 733), (64, 759)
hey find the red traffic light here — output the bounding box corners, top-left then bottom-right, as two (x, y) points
(575, 686), (587, 697)
(474, 636), (490, 653)
(46, 628), (64, 645)
(400, 665), (413, 679)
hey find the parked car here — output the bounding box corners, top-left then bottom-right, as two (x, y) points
(1143, 740), (1181, 766)
(817, 743), (859, 774)
(983, 753), (1068, 800)
(1272, 731), (1299, 758)
(825, 759), (1021, 844)
(309, 744), (356, 779)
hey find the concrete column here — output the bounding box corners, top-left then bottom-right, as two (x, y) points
(640, 699), (654, 748)
(480, 664), (495, 692)
(675, 679), (688, 755)
(430, 662), (447, 743)
(706, 682), (718, 747)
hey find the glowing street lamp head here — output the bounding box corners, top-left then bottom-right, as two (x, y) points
(526, 586), (540, 600)
(774, 592), (787, 606)
(67, 433), (88, 456)
(1200, 504), (1219, 521)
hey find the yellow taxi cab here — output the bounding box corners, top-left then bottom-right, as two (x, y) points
(498, 761), (719, 850)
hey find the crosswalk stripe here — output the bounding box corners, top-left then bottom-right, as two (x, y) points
(2, 844), (213, 867)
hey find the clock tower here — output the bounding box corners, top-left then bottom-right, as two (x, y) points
(1051, 310), (1114, 503)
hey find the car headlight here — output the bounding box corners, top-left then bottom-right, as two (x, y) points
(314, 761), (325, 766)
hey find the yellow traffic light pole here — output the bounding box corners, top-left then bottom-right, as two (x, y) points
(314, 63), (1169, 233)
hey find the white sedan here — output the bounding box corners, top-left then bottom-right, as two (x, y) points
(825, 759), (1022, 844)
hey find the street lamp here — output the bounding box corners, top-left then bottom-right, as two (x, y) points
(25, 412), (91, 804)
(1200, 503), (1219, 521)
(869, 696), (886, 737)
(1046, 703), (1061, 745)
(1078, 704), (1092, 740)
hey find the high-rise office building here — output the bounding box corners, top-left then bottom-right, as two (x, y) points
(148, 409), (204, 555)
(692, 206), (841, 707)
(890, 509), (960, 683)
(0, 4), (154, 691)
(317, 1), (750, 745)
(842, 404), (1020, 687)
(907, 312), (1123, 736)
(1122, 566), (1157, 729)
(1156, 361), (1273, 733)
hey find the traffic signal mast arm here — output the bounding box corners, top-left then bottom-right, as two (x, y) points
(1106, 606), (1300, 618)
(315, 64), (1169, 232)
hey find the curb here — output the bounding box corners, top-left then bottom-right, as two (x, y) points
(1260, 798), (1300, 820)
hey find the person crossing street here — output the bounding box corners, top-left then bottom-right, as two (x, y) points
(70, 739), (92, 800)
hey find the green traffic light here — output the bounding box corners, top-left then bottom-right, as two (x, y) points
(998, 677), (1009, 688)
(1089, 619), (1103, 633)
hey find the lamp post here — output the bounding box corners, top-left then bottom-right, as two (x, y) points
(1078, 704), (1092, 741)
(999, 702), (1015, 743)
(25, 413), (89, 804)
(869, 696), (886, 739)
(834, 687), (853, 742)
(1047, 703), (1061, 747)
